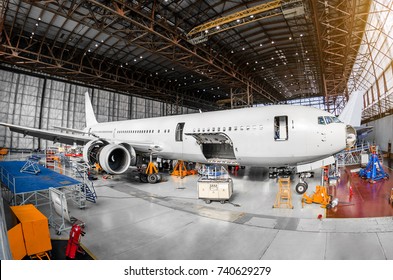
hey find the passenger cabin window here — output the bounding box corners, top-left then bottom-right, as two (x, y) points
(175, 122), (185, 141)
(274, 116), (288, 141)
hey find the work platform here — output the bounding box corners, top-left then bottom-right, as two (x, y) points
(0, 161), (81, 206)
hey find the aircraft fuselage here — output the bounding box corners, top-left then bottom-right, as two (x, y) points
(88, 105), (348, 167)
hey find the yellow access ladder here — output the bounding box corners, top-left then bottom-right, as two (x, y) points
(273, 177), (293, 209)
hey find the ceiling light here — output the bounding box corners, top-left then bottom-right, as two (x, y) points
(140, 56), (143, 59)
(205, 30), (209, 33)
(289, 37), (292, 40)
(242, 47), (245, 51)
(216, 26), (220, 29)
(271, 41), (275, 44)
(237, 19), (241, 23)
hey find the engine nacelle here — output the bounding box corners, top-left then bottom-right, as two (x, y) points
(83, 139), (132, 174)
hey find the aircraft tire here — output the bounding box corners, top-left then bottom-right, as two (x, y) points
(147, 174), (158, 184)
(140, 174), (148, 183)
(295, 182), (308, 194)
(155, 173), (162, 182)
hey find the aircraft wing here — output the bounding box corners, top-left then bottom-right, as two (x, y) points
(0, 122), (93, 146)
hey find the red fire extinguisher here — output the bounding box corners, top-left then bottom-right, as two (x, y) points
(65, 224), (85, 259)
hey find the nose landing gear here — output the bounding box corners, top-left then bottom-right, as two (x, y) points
(295, 172), (313, 194)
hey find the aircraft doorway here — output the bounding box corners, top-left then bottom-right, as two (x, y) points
(274, 116), (288, 141)
(175, 122), (185, 141)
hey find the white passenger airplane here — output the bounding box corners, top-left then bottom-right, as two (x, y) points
(0, 92), (357, 193)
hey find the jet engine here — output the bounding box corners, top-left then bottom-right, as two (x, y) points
(83, 139), (134, 174)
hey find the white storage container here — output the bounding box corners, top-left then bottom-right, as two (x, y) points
(197, 178), (233, 204)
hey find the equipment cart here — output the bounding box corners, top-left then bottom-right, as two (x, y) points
(197, 165), (233, 204)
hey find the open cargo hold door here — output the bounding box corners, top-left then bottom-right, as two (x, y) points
(185, 133), (238, 165)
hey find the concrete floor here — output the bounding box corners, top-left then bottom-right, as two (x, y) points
(41, 166), (393, 260)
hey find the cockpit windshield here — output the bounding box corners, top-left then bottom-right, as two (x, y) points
(332, 116), (342, 123)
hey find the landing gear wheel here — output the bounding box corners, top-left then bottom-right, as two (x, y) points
(295, 182), (308, 194)
(155, 173), (162, 182)
(220, 200), (225, 204)
(147, 174), (158, 184)
(140, 174), (148, 183)
(205, 199), (211, 204)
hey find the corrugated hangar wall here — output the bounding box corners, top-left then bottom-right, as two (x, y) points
(0, 68), (197, 150)
(365, 115), (393, 155)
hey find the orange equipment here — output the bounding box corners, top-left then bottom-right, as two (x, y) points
(0, 147), (8, 160)
(171, 160), (197, 177)
(9, 204), (52, 259)
(65, 224), (85, 259)
(302, 185), (332, 208)
(146, 161), (158, 175)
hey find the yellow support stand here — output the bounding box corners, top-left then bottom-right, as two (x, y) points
(146, 162), (158, 175)
(171, 160), (188, 177)
(273, 177), (293, 209)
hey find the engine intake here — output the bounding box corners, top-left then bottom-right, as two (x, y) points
(83, 140), (132, 174)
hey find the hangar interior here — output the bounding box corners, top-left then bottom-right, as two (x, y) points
(0, 0), (393, 260)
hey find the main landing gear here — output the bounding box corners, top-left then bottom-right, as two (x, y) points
(138, 154), (162, 184)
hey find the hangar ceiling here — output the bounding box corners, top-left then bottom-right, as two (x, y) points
(0, 0), (371, 111)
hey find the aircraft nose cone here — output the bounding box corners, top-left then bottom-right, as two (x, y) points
(346, 125), (357, 148)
